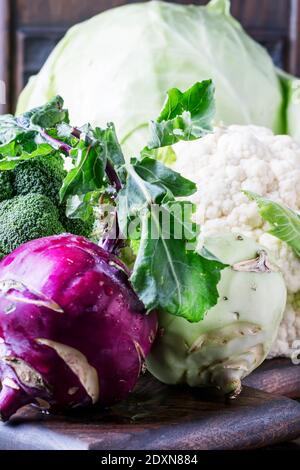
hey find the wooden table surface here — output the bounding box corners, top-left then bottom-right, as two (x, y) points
(0, 359), (299, 450)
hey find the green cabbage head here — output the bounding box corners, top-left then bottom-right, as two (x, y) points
(17, 0), (288, 155)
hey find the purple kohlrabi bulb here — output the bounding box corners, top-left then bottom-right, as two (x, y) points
(0, 234), (157, 420)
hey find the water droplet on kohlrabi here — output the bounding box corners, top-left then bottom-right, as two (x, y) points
(104, 286), (114, 296)
(4, 303), (15, 314)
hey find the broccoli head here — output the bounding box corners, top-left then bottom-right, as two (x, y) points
(0, 154), (94, 254)
(13, 153), (66, 205)
(58, 204), (94, 238)
(0, 194), (65, 255)
(0, 171), (14, 202)
(62, 215), (94, 238)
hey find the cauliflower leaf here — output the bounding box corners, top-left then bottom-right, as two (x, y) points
(244, 191), (300, 257)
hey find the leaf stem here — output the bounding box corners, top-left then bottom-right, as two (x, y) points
(41, 130), (72, 154)
(43, 125), (124, 254)
(105, 160), (122, 192)
(70, 127), (123, 254)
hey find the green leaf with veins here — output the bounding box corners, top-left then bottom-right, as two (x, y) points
(132, 157), (196, 197)
(0, 95), (68, 172)
(117, 164), (166, 235)
(117, 158), (196, 235)
(0, 115), (27, 146)
(0, 144), (53, 170)
(21, 96), (69, 129)
(66, 191), (101, 221)
(141, 146), (177, 166)
(156, 146), (177, 166)
(94, 124), (125, 170)
(244, 191), (300, 256)
(58, 122), (125, 171)
(58, 123), (124, 207)
(0, 96), (68, 147)
(118, 163), (226, 322)
(60, 140), (106, 201)
(130, 202), (225, 322)
(148, 80), (215, 149)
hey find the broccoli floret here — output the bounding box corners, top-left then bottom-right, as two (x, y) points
(0, 171), (14, 202)
(63, 216), (94, 238)
(59, 204), (94, 238)
(2, 153), (94, 249)
(12, 153), (95, 239)
(0, 194), (65, 255)
(13, 153), (66, 205)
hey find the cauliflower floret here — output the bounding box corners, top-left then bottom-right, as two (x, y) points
(172, 125), (300, 358)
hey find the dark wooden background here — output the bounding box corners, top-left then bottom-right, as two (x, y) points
(1, 0), (300, 114)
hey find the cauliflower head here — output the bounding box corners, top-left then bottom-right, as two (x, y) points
(172, 125), (300, 358)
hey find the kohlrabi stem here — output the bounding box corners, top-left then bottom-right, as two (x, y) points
(69, 128), (122, 189)
(70, 127), (81, 139)
(70, 127), (123, 254)
(42, 126), (124, 255)
(101, 161), (123, 253)
(105, 160), (122, 192)
(41, 130), (72, 154)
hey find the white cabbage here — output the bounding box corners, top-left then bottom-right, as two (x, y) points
(17, 0), (285, 156)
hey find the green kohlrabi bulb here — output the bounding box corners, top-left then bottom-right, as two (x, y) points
(17, 1), (286, 157)
(146, 233), (287, 397)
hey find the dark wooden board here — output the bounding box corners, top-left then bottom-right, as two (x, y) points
(244, 358), (300, 398)
(0, 360), (299, 450)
